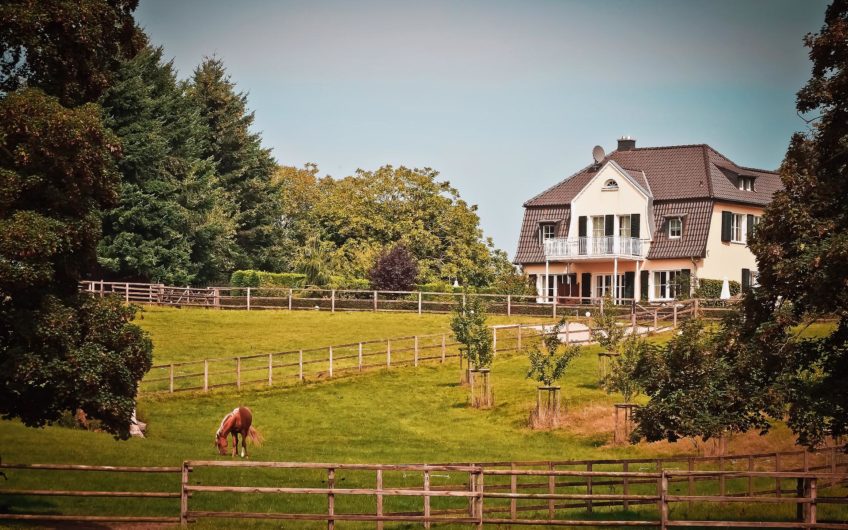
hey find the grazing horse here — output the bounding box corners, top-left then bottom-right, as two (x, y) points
(215, 406), (262, 458)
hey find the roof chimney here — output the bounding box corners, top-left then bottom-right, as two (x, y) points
(617, 136), (636, 151)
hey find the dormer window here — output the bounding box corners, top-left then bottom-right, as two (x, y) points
(668, 217), (682, 238)
(738, 176), (755, 191)
(602, 179), (619, 190)
(539, 223), (555, 244)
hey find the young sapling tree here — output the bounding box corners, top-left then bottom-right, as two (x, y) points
(526, 319), (581, 427)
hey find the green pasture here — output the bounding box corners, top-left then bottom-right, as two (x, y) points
(0, 309), (841, 528)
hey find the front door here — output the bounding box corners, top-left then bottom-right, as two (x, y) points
(556, 273), (579, 302)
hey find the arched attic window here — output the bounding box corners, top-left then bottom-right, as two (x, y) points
(602, 179), (619, 190)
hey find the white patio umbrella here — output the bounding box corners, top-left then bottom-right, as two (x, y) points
(719, 276), (731, 300)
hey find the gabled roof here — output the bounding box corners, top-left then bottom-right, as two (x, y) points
(524, 144), (780, 207)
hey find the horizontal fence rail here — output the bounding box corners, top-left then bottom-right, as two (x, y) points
(0, 462), (183, 525)
(3, 448), (846, 528)
(79, 280), (728, 320)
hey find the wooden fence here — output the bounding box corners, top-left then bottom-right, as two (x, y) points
(79, 280), (724, 320)
(0, 447), (848, 529)
(141, 317), (667, 395)
(0, 462), (182, 525)
(3, 448), (845, 528)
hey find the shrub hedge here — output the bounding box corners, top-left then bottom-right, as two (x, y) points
(694, 278), (741, 298)
(230, 270), (307, 288)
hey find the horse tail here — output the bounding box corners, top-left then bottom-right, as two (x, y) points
(247, 426), (264, 447)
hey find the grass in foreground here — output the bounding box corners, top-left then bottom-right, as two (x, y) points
(0, 309), (835, 528)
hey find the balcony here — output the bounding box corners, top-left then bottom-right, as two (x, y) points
(543, 236), (648, 260)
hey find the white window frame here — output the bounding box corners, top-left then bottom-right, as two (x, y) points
(603, 179), (619, 190)
(739, 176), (754, 191)
(592, 216), (605, 238)
(652, 270), (680, 301)
(539, 223), (555, 244)
(619, 214), (631, 238)
(596, 274), (625, 300)
(731, 213), (744, 243)
(668, 217), (682, 239)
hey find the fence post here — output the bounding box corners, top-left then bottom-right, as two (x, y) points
(203, 360), (208, 392)
(246, 287), (251, 311)
(418, 291), (422, 315)
(775, 452), (782, 497)
(288, 288), (293, 311)
(414, 336), (419, 367)
(719, 456), (726, 499)
(180, 461), (189, 527)
(660, 471), (668, 530)
(600, 296), (604, 316)
(622, 461), (629, 510)
(807, 477), (817, 526)
(327, 467), (335, 530)
(507, 294), (512, 316)
(493, 328), (497, 354)
(358, 342), (363, 371)
(169, 364), (174, 393)
(125, 282), (130, 303)
(673, 305), (678, 328)
(688, 457), (694, 510)
(517, 324), (522, 350)
(547, 462), (555, 519)
(441, 334), (446, 362)
(475, 469), (484, 530)
(510, 463), (517, 520)
(586, 462), (593, 513)
(654, 310), (658, 329)
(236, 357), (241, 389)
(552, 298), (556, 318)
(748, 455), (754, 497)
(329, 347), (333, 378)
(331, 289), (336, 313)
(268, 353), (273, 386)
(373, 291), (378, 312)
(423, 469), (431, 529)
(386, 339), (391, 368)
(376, 469), (384, 530)
(299, 350), (304, 382)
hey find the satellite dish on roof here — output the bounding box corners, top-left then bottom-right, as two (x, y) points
(592, 145), (605, 164)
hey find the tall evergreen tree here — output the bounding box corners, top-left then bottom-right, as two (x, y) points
(188, 58), (283, 271)
(98, 47), (237, 285)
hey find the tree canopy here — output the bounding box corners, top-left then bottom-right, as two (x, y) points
(276, 164), (511, 287)
(0, 0), (146, 107)
(188, 58), (283, 272)
(97, 47), (237, 285)
(633, 1), (848, 448)
(0, 89), (152, 437)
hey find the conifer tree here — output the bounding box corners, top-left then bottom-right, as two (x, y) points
(98, 47), (238, 284)
(188, 58), (283, 271)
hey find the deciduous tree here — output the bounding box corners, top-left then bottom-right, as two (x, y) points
(0, 90), (153, 437)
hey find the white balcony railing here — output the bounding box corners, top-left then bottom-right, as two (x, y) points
(543, 236), (648, 259)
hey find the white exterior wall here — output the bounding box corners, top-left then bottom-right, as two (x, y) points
(569, 163), (652, 240)
(700, 202), (764, 284)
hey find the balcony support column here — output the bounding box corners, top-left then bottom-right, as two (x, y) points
(545, 259), (550, 304)
(613, 257), (618, 304)
(635, 260), (642, 303)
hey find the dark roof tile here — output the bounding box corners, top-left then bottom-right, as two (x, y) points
(647, 199), (714, 259)
(513, 206), (570, 264)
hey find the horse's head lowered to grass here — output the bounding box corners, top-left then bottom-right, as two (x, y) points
(215, 406), (262, 458)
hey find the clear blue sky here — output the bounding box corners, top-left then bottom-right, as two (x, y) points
(136, 0), (828, 259)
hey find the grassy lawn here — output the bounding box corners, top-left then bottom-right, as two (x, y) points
(135, 306), (554, 364)
(0, 309), (840, 528)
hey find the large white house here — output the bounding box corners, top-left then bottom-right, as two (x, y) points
(514, 138), (782, 303)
